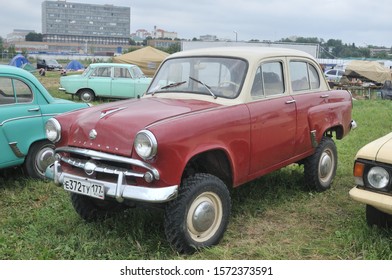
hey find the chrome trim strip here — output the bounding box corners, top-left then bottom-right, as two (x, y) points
(9, 142), (24, 158)
(0, 113), (59, 126)
(310, 130), (318, 148)
(60, 156), (146, 178)
(46, 161), (177, 203)
(56, 146), (160, 180)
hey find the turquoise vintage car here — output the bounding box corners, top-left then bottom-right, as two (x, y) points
(59, 63), (152, 102)
(0, 65), (89, 179)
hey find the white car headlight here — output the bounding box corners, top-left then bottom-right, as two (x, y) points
(367, 166), (389, 190)
(134, 130), (157, 160)
(45, 118), (61, 143)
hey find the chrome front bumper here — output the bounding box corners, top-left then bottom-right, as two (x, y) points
(46, 160), (178, 203)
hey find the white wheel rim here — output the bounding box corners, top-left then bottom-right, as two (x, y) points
(319, 148), (334, 184)
(187, 191), (223, 243)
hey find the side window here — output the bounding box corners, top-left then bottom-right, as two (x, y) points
(114, 67), (131, 78)
(0, 78), (15, 104)
(251, 61), (284, 98)
(0, 78), (32, 104)
(92, 67), (111, 77)
(129, 66), (144, 78)
(262, 62), (284, 96)
(251, 67), (263, 97)
(309, 64), (320, 89)
(290, 61), (310, 91)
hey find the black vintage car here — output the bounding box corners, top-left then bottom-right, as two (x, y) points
(37, 59), (62, 71)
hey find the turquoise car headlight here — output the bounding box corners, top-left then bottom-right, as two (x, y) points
(45, 118), (61, 143)
(367, 166), (389, 190)
(134, 130), (157, 160)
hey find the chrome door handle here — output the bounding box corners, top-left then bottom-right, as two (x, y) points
(320, 94), (329, 98)
(28, 107), (40, 112)
(285, 100), (296, 104)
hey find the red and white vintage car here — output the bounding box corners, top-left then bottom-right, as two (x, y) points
(45, 47), (355, 253)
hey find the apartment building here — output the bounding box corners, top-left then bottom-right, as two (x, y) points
(42, 0), (130, 46)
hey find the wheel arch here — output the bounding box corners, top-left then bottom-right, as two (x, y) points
(324, 124), (344, 140)
(76, 88), (95, 96)
(182, 149), (233, 189)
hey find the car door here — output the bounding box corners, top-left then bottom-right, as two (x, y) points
(111, 66), (136, 98)
(88, 66), (112, 97)
(288, 59), (326, 155)
(247, 60), (297, 175)
(0, 76), (42, 168)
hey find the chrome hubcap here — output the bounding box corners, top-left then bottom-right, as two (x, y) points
(81, 92), (91, 101)
(187, 192), (222, 242)
(35, 147), (54, 175)
(192, 201), (216, 232)
(319, 150), (333, 181)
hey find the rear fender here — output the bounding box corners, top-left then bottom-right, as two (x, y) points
(308, 99), (352, 145)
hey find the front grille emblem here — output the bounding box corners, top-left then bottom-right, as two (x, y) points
(84, 161), (97, 175)
(89, 129), (97, 140)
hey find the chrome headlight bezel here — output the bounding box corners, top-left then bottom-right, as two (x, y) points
(366, 166), (390, 190)
(45, 118), (61, 143)
(134, 130), (158, 160)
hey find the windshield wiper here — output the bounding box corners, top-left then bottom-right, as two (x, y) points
(149, 81), (187, 96)
(189, 76), (217, 99)
(161, 81), (187, 89)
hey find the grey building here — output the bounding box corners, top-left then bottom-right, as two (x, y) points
(42, 0), (130, 46)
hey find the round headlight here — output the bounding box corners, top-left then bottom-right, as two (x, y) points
(45, 118), (61, 143)
(367, 166), (389, 190)
(134, 130), (157, 160)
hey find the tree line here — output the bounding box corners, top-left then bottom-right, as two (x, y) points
(278, 37), (391, 59)
(1, 33), (391, 60)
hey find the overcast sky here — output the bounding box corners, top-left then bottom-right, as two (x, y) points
(2, 0), (392, 47)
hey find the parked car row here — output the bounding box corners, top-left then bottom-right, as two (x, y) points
(2, 49), (391, 254)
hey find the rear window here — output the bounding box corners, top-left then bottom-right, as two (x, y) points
(0, 77), (33, 105)
(290, 61), (320, 91)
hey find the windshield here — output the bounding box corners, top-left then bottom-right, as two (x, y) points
(81, 66), (92, 77)
(147, 56), (247, 99)
(47, 59), (59, 65)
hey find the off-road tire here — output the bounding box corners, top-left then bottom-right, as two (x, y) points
(304, 136), (337, 192)
(164, 173), (231, 254)
(70, 193), (125, 222)
(23, 140), (55, 179)
(366, 204), (392, 228)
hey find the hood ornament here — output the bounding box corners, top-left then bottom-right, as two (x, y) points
(100, 107), (126, 119)
(89, 129), (97, 140)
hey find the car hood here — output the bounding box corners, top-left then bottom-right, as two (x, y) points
(63, 97), (221, 156)
(356, 132), (392, 164)
(61, 74), (83, 82)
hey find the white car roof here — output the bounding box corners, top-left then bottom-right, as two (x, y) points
(168, 46), (316, 61)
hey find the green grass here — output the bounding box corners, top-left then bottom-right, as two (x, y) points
(1, 82), (392, 259)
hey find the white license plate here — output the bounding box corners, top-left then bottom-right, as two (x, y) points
(63, 177), (105, 200)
